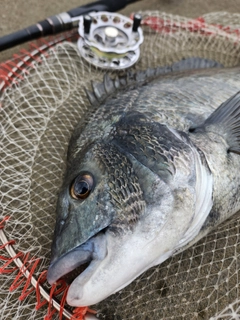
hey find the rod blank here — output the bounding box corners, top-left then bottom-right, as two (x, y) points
(0, 0), (140, 52)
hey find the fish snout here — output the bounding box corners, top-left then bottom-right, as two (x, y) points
(47, 233), (107, 287)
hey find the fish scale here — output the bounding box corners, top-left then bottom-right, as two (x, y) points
(93, 142), (145, 230)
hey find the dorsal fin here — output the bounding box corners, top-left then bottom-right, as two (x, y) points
(84, 68), (160, 106)
(85, 57), (222, 107)
(192, 92), (240, 155)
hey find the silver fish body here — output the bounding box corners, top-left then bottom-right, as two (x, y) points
(47, 63), (240, 307)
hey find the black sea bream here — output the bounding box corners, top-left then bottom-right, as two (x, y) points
(47, 59), (240, 307)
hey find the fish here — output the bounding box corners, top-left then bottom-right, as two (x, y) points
(47, 58), (240, 308)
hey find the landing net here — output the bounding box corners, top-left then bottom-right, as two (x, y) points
(1, 11), (240, 320)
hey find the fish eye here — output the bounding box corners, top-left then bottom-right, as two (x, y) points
(70, 173), (94, 200)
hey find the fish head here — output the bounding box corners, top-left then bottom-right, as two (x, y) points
(47, 111), (213, 306)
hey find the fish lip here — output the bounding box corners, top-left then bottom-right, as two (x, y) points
(47, 232), (107, 286)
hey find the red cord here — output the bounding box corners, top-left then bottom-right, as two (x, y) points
(19, 256), (41, 300)
(0, 216), (96, 319)
(141, 14), (240, 39)
(71, 306), (97, 320)
(0, 216), (10, 228)
(36, 270), (49, 310)
(0, 30), (78, 92)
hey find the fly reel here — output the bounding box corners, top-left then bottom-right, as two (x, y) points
(77, 12), (144, 69)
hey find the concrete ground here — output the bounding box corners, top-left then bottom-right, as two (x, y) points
(1, 0), (240, 62)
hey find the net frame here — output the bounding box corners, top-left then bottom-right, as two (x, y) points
(0, 30), (96, 320)
(1, 10), (240, 320)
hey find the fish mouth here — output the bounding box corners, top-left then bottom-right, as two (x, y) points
(47, 232), (107, 288)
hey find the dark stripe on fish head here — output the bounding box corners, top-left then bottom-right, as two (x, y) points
(110, 111), (194, 185)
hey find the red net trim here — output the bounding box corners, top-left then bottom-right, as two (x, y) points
(140, 14), (240, 39)
(0, 216), (96, 320)
(10, 252), (41, 300)
(0, 29), (79, 92)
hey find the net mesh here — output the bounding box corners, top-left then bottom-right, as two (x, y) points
(1, 10), (240, 320)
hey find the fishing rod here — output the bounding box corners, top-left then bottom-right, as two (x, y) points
(0, 0), (141, 52)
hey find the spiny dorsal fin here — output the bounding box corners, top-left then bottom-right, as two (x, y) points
(193, 92), (240, 155)
(85, 69), (159, 106)
(104, 74), (114, 93)
(85, 57), (222, 107)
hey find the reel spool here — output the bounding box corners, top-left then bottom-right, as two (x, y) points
(77, 12), (144, 69)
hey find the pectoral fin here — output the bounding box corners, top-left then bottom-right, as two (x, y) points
(191, 91), (240, 154)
